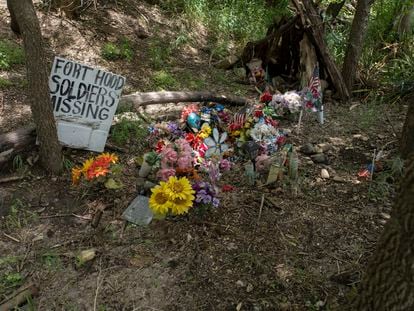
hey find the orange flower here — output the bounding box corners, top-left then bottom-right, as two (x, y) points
(86, 162), (109, 180)
(96, 153), (118, 164)
(71, 167), (82, 185)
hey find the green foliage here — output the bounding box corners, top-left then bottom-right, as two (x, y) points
(0, 77), (13, 89)
(383, 50), (414, 95)
(4, 199), (36, 230)
(157, 0), (290, 48)
(1, 272), (23, 288)
(0, 39), (25, 70)
(42, 252), (62, 270)
(101, 38), (133, 61)
(148, 39), (172, 69)
(111, 118), (148, 145)
(152, 70), (179, 90)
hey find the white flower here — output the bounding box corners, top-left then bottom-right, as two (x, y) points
(250, 123), (277, 142)
(204, 128), (229, 158)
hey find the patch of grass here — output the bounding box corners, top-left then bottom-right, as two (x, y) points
(0, 77), (13, 89)
(151, 70), (179, 90)
(1, 272), (23, 289)
(42, 251), (62, 270)
(0, 39), (25, 70)
(148, 40), (172, 69)
(111, 118), (148, 145)
(0, 256), (19, 267)
(101, 38), (133, 61)
(176, 71), (206, 90)
(4, 199), (36, 230)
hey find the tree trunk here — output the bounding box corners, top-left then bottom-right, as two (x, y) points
(355, 153), (414, 310)
(401, 99), (414, 159)
(342, 0), (374, 94)
(6, 0), (20, 34)
(9, 0), (62, 174)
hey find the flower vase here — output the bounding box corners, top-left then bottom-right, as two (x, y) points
(139, 161), (152, 178)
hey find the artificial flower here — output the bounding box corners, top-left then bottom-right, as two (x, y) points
(96, 153), (118, 164)
(82, 158), (94, 174)
(204, 128), (229, 158)
(198, 123), (212, 139)
(71, 167), (82, 185)
(181, 104), (199, 122)
(155, 140), (166, 153)
(160, 146), (178, 166)
(219, 159), (232, 171)
(165, 176), (195, 200)
(149, 182), (171, 215)
(169, 196), (194, 215)
(222, 184), (235, 192)
(177, 155), (193, 169)
(260, 91), (273, 103)
(157, 168), (176, 181)
(192, 181), (219, 208)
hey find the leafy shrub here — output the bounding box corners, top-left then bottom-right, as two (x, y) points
(0, 39), (25, 70)
(152, 70), (178, 90)
(111, 118), (148, 145)
(101, 38), (133, 61)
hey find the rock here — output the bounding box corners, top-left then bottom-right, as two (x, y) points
(246, 283), (254, 293)
(300, 143), (316, 155)
(321, 169), (330, 179)
(380, 212), (391, 220)
(214, 55), (239, 69)
(333, 176), (346, 183)
(236, 280), (245, 287)
(317, 143), (333, 152)
(311, 153), (328, 164)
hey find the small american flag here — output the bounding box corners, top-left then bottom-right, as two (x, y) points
(309, 64), (321, 99)
(231, 112), (246, 129)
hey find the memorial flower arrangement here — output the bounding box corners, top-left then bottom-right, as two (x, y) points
(71, 153), (122, 189)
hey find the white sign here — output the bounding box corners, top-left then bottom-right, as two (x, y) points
(49, 57), (126, 152)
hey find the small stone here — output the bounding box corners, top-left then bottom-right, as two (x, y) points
(321, 169), (330, 179)
(236, 280), (245, 287)
(300, 143), (316, 155)
(333, 176), (346, 183)
(316, 177), (323, 183)
(380, 212), (391, 220)
(311, 153), (328, 164)
(246, 283), (254, 293)
(317, 143), (333, 152)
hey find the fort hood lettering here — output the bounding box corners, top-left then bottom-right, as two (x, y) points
(49, 57), (125, 152)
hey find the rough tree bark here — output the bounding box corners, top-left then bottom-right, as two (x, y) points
(342, 0), (374, 94)
(6, 0), (20, 34)
(401, 99), (414, 159)
(8, 0), (62, 174)
(355, 152), (414, 310)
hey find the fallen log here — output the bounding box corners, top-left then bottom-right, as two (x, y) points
(120, 91), (249, 108)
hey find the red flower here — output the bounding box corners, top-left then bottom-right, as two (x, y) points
(155, 140), (166, 153)
(260, 91), (272, 103)
(254, 110), (263, 118)
(265, 117), (278, 127)
(222, 184), (235, 192)
(306, 101), (314, 109)
(277, 135), (286, 145)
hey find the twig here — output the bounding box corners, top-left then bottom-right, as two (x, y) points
(0, 175), (25, 184)
(3, 233), (20, 243)
(0, 283), (39, 310)
(93, 260), (103, 311)
(39, 214), (73, 219)
(384, 109), (398, 138)
(257, 194), (265, 223)
(50, 240), (78, 249)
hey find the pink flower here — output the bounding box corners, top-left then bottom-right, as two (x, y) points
(255, 154), (271, 172)
(219, 159), (232, 171)
(161, 146), (178, 164)
(157, 168), (176, 181)
(177, 156), (193, 169)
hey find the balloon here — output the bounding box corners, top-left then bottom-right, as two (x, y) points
(187, 112), (201, 131)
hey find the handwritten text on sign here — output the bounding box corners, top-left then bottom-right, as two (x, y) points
(49, 57), (126, 152)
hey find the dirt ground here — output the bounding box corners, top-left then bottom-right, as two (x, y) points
(0, 1), (407, 310)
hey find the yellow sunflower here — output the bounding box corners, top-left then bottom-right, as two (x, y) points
(149, 183), (171, 215)
(169, 196), (194, 215)
(198, 123), (212, 139)
(71, 167), (82, 185)
(165, 176), (195, 200)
